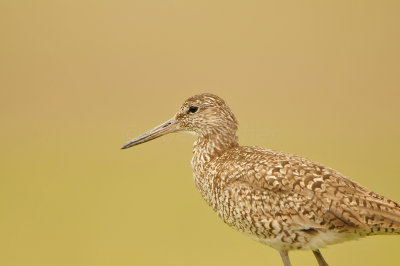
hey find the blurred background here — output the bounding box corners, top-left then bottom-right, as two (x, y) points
(1, 1), (399, 265)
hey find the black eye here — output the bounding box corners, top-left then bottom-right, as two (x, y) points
(188, 106), (199, 113)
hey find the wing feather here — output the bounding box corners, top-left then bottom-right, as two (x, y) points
(218, 146), (400, 234)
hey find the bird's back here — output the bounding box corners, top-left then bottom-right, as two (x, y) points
(195, 146), (400, 250)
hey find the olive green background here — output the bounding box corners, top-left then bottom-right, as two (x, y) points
(1, 1), (399, 265)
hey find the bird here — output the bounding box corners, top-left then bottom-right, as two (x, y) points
(121, 93), (400, 266)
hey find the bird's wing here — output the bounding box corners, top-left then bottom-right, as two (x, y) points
(219, 146), (400, 233)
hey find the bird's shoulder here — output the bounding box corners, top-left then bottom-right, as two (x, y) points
(214, 145), (356, 194)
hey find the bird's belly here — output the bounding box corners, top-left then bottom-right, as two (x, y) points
(217, 208), (362, 250)
(194, 173), (363, 251)
(202, 187), (363, 251)
(246, 229), (361, 251)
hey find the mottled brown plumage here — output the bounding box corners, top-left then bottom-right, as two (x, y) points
(122, 93), (400, 266)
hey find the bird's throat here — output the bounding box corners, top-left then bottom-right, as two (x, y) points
(191, 130), (238, 167)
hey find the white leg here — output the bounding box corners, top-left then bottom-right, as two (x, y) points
(279, 250), (292, 266)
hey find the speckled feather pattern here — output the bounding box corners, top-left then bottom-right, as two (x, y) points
(123, 93), (400, 258)
(186, 94), (400, 252)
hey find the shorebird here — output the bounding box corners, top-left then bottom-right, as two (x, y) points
(121, 93), (400, 266)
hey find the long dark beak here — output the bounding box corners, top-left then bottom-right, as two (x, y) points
(121, 118), (179, 149)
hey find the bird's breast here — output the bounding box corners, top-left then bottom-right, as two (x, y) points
(192, 167), (220, 211)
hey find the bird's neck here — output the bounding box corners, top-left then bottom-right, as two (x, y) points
(191, 129), (239, 166)
(190, 129), (238, 205)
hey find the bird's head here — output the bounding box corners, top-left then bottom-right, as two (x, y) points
(121, 93), (238, 149)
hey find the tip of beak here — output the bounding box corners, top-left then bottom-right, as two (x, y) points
(120, 117), (178, 151)
(120, 144), (129, 150)
(121, 141), (137, 150)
